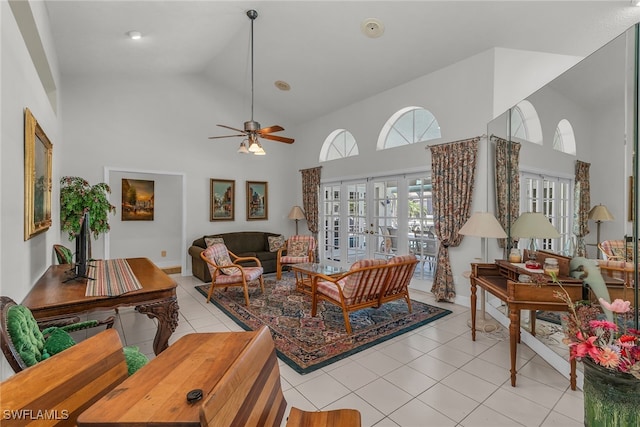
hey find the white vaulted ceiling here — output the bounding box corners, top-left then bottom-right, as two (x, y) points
(45, 1), (640, 126)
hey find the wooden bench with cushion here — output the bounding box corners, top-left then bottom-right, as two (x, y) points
(0, 328), (129, 426)
(312, 254), (419, 334)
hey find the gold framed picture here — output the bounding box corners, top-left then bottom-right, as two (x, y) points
(122, 179), (155, 221)
(24, 108), (53, 240)
(246, 181), (268, 220)
(210, 179), (235, 221)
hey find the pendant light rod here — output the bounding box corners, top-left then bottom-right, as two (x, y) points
(247, 9), (257, 124)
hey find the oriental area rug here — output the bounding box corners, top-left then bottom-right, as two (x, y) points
(195, 275), (452, 374)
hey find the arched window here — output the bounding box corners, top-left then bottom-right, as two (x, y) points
(511, 100), (543, 145)
(377, 107), (441, 150)
(319, 129), (358, 162)
(553, 119), (577, 155)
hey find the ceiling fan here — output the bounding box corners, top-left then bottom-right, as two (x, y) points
(208, 9), (294, 155)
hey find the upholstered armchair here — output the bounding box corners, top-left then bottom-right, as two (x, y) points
(276, 235), (317, 279)
(200, 243), (265, 306)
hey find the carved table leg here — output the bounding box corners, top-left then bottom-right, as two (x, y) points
(470, 282), (477, 341)
(509, 305), (520, 387)
(136, 296), (179, 355)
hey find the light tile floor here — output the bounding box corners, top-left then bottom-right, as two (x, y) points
(110, 274), (584, 427)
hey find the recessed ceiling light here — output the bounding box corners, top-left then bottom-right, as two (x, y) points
(127, 31), (142, 40)
(361, 18), (384, 38)
(274, 80), (291, 91)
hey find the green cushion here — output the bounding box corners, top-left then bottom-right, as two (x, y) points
(42, 328), (76, 359)
(6, 305), (46, 366)
(123, 346), (148, 375)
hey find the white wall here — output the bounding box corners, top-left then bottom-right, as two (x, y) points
(1, 0), (61, 301)
(289, 50), (498, 303)
(492, 47), (583, 117)
(58, 73), (302, 271)
(1, 0), (61, 380)
(107, 170), (183, 268)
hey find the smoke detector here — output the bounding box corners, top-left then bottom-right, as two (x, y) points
(361, 18), (384, 38)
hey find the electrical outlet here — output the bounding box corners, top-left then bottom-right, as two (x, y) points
(161, 250), (167, 257)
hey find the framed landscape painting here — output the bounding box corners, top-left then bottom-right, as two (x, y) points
(211, 179), (235, 221)
(24, 108), (53, 240)
(246, 181), (268, 220)
(122, 179), (155, 221)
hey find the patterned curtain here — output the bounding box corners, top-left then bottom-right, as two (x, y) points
(430, 137), (479, 302)
(300, 167), (321, 235)
(493, 136), (521, 248)
(573, 160), (591, 256)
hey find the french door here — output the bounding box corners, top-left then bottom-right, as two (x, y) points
(320, 173), (435, 280)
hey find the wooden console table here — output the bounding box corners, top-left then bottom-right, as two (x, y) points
(470, 256), (584, 390)
(22, 257), (179, 355)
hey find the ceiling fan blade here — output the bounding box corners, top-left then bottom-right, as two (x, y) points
(261, 134), (295, 144)
(258, 125), (284, 134)
(208, 134), (246, 139)
(217, 124), (247, 134)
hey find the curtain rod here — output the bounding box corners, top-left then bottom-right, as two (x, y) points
(426, 134), (485, 149)
(299, 166), (323, 172)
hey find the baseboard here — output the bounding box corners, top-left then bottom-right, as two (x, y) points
(162, 266), (181, 275)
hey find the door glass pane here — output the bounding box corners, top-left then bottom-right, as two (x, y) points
(347, 182), (367, 263)
(321, 184), (341, 262)
(407, 176), (437, 279)
(372, 179), (398, 260)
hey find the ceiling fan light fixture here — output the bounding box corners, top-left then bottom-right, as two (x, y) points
(237, 140), (249, 154)
(254, 145), (266, 155)
(248, 136), (260, 153)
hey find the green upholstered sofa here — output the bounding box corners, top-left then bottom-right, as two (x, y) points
(188, 231), (282, 282)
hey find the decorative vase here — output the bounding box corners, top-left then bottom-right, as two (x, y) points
(582, 358), (640, 427)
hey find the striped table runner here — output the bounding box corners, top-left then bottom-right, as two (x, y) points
(86, 259), (143, 297)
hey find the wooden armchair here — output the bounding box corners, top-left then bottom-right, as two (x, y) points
(598, 239), (628, 261)
(1, 296), (115, 373)
(54, 244), (73, 264)
(200, 243), (265, 306)
(276, 235), (317, 279)
(312, 255), (418, 334)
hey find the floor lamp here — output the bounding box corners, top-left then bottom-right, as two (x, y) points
(588, 204), (614, 248)
(459, 212), (507, 332)
(288, 206), (306, 235)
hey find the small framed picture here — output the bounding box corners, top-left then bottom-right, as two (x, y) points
(210, 179), (235, 221)
(246, 181), (268, 220)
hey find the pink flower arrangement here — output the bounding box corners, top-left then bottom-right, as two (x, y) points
(555, 283), (640, 379)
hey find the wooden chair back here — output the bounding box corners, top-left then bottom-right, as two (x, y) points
(0, 328), (128, 426)
(382, 255), (418, 307)
(339, 259), (390, 306)
(199, 326), (287, 427)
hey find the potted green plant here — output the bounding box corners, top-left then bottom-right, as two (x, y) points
(60, 176), (116, 245)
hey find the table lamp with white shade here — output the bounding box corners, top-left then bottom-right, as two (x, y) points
(459, 212), (508, 332)
(510, 212), (561, 264)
